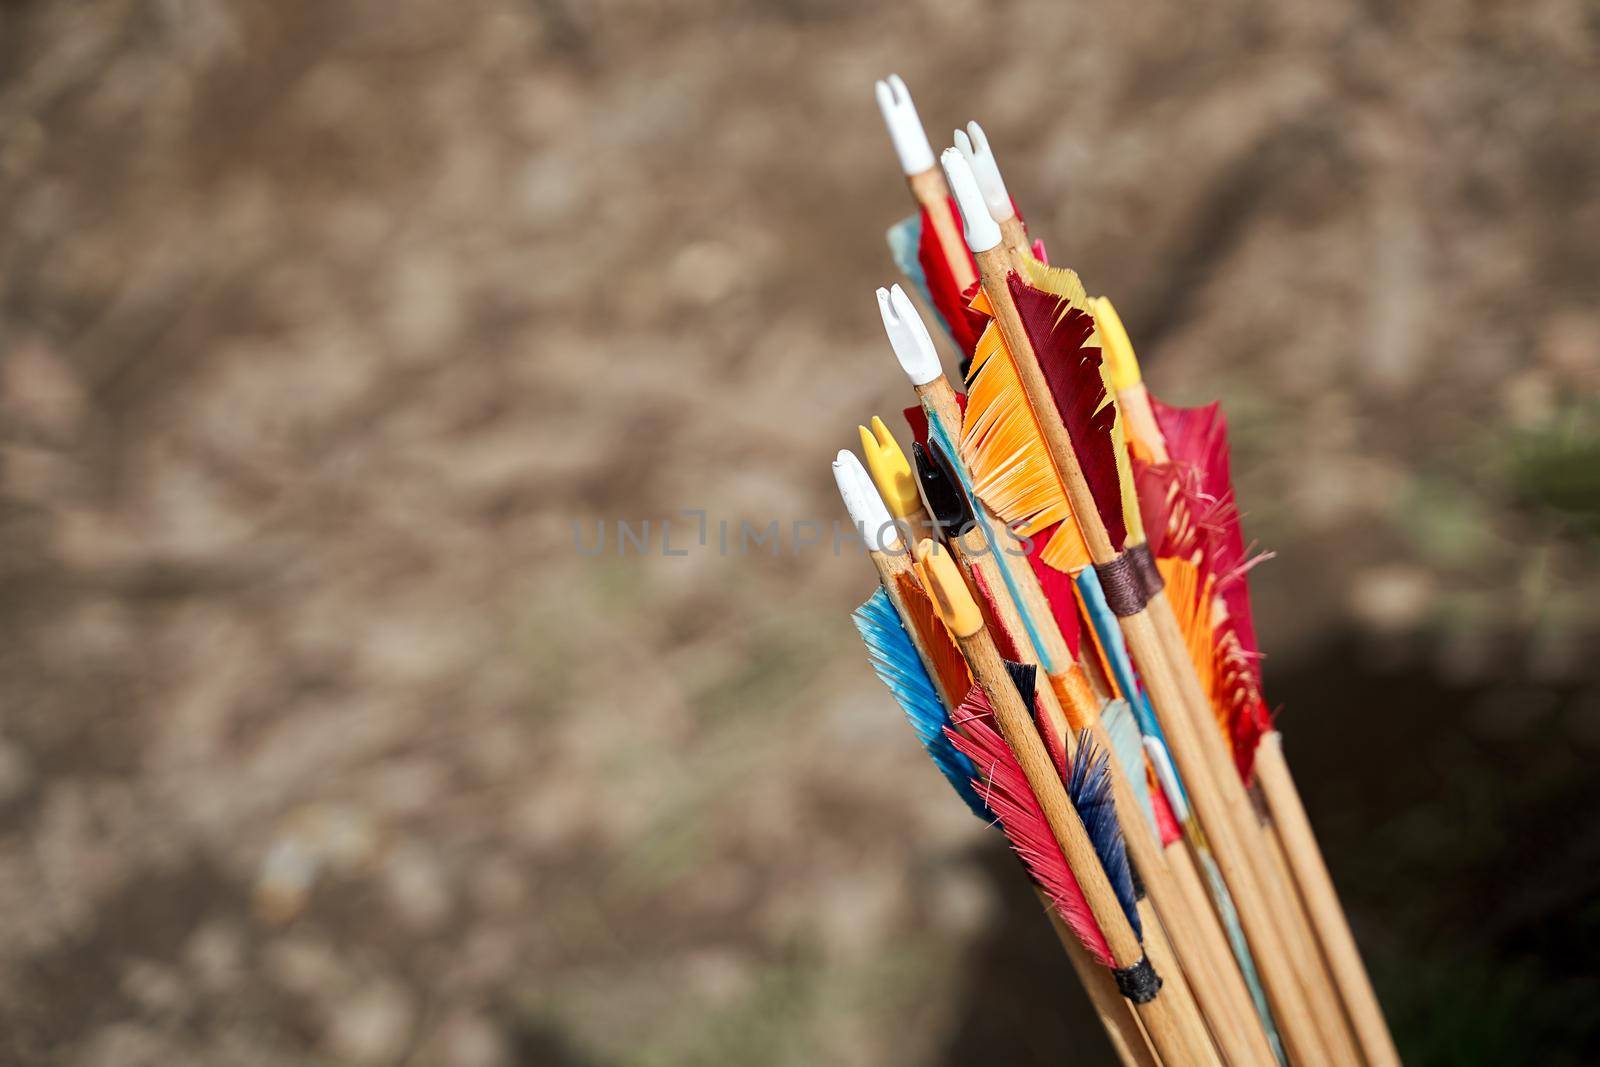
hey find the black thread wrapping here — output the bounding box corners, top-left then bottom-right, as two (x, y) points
(1095, 554), (1149, 617)
(1112, 956), (1162, 1004)
(1127, 541), (1165, 598)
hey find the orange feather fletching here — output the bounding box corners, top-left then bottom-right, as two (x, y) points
(959, 258), (1133, 574)
(960, 288), (1094, 573)
(892, 571), (972, 708)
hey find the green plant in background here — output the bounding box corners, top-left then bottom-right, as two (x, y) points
(1509, 400), (1600, 540)
(1383, 951), (1598, 1067)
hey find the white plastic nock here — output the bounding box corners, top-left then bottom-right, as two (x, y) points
(939, 148), (1001, 254)
(873, 74), (935, 176)
(954, 121), (1014, 222)
(833, 450), (903, 553)
(876, 284), (943, 386)
(1143, 736), (1191, 824)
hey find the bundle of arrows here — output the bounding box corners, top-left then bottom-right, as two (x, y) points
(834, 74), (1403, 1067)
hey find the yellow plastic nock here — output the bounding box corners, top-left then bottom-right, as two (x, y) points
(912, 539), (982, 638)
(858, 416), (921, 519)
(1092, 296), (1142, 392)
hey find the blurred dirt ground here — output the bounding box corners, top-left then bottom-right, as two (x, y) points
(1, 1), (1598, 1065)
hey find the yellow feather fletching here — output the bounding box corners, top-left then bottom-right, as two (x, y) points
(1092, 295), (1143, 391)
(1112, 410), (1144, 545)
(1020, 256), (1090, 313)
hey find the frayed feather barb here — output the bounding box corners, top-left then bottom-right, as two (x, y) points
(1139, 397), (1278, 778)
(1148, 398), (1267, 657)
(1018, 256), (1089, 311)
(1215, 616), (1274, 779)
(962, 320), (1070, 536)
(948, 686), (1115, 965)
(1154, 555), (1222, 734)
(1068, 729), (1142, 940)
(853, 589), (988, 819)
(1158, 553), (1269, 776)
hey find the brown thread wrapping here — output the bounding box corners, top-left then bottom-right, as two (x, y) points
(1112, 956), (1162, 1004)
(1127, 541), (1165, 599)
(1094, 554), (1149, 618)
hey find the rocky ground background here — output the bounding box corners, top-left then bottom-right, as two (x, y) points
(1, 1), (1597, 1064)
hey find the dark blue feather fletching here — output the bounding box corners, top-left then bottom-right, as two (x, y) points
(1067, 729), (1143, 940)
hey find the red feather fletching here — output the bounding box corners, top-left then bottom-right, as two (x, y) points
(1006, 276), (1128, 550)
(1147, 398), (1261, 654)
(969, 565), (1025, 663)
(1022, 521), (1082, 660)
(917, 199), (986, 358)
(1139, 398), (1276, 778)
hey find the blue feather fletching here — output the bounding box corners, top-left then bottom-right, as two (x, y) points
(1101, 698), (1157, 837)
(886, 215), (949, 344)
(853, 588), (989, 819)
(1075, 567), (1190, 813)
(1067, 729), (1143, 940)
